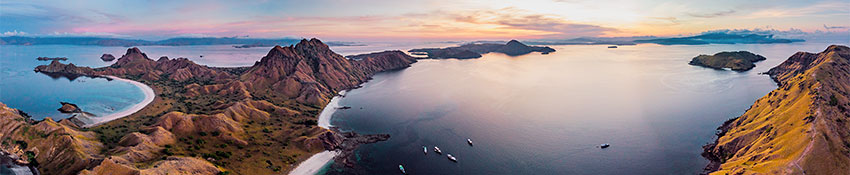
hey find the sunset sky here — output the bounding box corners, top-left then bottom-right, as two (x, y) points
(2, 0), (849, 41)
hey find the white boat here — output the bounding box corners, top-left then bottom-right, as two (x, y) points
(423, 146), (428, 154)
(399, 164), (406, 174)
(447, 154), (457, 162)
(467, 138), (473, 146)
(600, 143), (610, 149)
(434, 146), (442, 154)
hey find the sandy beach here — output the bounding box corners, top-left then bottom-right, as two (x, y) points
(288, 150), (339, 175)
(79, 75), (155, 127)
(317, 90), (347, 129)
(290, 90), (347, 175)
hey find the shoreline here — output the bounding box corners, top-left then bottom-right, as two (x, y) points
(290, 90), (347, 175)
(78, 75), (155, 127)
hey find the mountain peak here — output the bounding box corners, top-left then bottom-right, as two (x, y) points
(294, 38), (331, 53)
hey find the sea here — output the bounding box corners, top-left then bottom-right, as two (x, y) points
(0, 41), (846, 174)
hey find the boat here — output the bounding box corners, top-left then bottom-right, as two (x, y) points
(434, 146), (442, 154)
(608, 45), (618, 48)
(423, 146), (428, 154)
(467, 138), (473, 146)
(447, 154), (457, 162)
(399, 164), (406, 174)
(600, 143), (610, 148)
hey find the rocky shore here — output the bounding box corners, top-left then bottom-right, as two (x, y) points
(319, 127), (390, 169)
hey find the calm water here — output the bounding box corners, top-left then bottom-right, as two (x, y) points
(325, 42), (847, 174)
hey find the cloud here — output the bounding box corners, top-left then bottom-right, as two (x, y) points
(445, 7), (616, 38)
(744, 1), (850, 19)
(1, 30), (28, 36)
(687, 10), (736, 18)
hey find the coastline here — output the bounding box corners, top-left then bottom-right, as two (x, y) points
(77, 75), (155, 127)
(290, 90), (347, 175)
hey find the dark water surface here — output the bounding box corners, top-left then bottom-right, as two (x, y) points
(326, 43), (843, 174)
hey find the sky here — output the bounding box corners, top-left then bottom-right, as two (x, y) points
(1, 0), (849, 41)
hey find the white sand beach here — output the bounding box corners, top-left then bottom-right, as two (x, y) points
(80, 75), (155, 127)
(317, 90), (347, 129)
(291, 90), (347, 174)
(288, 150), (339, 175)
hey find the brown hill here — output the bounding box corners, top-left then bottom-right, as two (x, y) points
(25, 38), (417, 174)
(703, 45), (850, 174)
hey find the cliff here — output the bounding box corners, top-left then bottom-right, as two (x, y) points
(689, 51), (767, 71)
(702, 45), (850, 174)
(408, 40), (555, 59)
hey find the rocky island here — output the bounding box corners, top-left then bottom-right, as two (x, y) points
(702, 45), (850, 174)
(409, 40), (555, 59)
(36, 57), (67, 61)
(688, 51), (766, 71)
(57, 102), (82, 113)
(100, 54), (115, 61)
(9, 38), (419, 174)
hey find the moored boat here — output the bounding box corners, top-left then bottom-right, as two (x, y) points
(600, 143), (610, 148)
(447, 154), (457, 162)
(467, 138), (473, 146)
(423, 146), (428, 154)
(399, 164), (406, 174)
(434, 146), (442, 154)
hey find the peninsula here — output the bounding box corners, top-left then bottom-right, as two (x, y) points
(702, 45), (850, 174)
(5, 38), (417, 174)
(409, 40), (555, 59)
(688, 51), (767, 71)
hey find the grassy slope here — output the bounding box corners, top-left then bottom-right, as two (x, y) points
(87, 76), (330, 174)
(710, 46), (850, 174)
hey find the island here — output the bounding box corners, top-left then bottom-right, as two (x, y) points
(100, 54), (115, 61)
(6, 38), (418, 175)
(35, 57), (67, 61)
(409, 40), (555, 59)
(57, 102), (82, 113)
(702, 45), (850, 174)
(635, 32), (804, 45)
(688, 51), (766, 71)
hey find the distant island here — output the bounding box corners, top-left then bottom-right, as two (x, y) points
(635, 32), (804, 45)
(521, 31), (805, 46)
(233, 41), (363, 48)
(0, 36), (353, 47)
(688, 51), (766, 71)
(36, 57), (67, 61)
(409, 40), (555, 59)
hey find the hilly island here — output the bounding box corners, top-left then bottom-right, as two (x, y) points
(2, 39), (418, 174)
(702, 45), (850, 174)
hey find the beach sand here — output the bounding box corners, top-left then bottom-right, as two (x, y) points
(291, 90), (347, 175)
(79, 75), (155, 127)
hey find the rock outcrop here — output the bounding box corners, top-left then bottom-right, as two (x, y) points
(100, 54), (115, 61)
(689, 51), (767, 71)
(408, 40), (555, 59)
(702, 45), (850, 174)
(57, 102), (82, 113)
